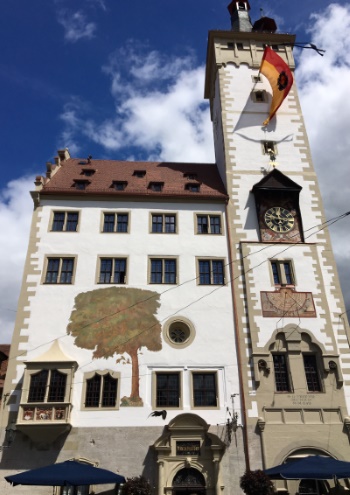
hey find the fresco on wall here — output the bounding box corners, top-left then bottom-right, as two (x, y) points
(67, 287), (162, 406)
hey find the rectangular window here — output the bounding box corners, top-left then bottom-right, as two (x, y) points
(151, 214), (176, 233)
(150, 258), (177, 284)
(198, 260), (224, 285)
(52, 211), (79, 232)
(192, 372), (218, 407)
(303, 355), (322, 392)
(99, 258), (127, 284)
(270, 260), (294, 285)
(149, 182), (163, 191)
(273, 355), (291, 392)
(85, 373), (118, 408)
(102, 213), (129, 233)
(252, 90), (266, 103)
(156, 373), (180, 408)
(28, 369), (67, 403)
(197, 215), (221, 234)
(45, 258), (75, 284)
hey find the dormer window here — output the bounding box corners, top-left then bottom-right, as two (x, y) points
(184, 173), (198, 180)
(81, 169), (95, 177)
(74, 180), (89, 190)
(133, 170), (146, 178)
(112, 181), (127, 191)
(149, 182), (164, 192)
(186, 183), (200, 193)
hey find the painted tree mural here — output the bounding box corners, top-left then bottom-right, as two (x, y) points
(67, 287), (162, 406)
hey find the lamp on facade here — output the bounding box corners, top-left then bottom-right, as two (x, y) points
(0, 422), (17, 450)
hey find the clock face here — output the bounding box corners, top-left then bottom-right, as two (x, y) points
(264, 206), (294, 233)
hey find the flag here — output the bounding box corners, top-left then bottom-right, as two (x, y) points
(259, 46), (293, 126)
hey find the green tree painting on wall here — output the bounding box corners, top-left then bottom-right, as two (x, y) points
(67, 287), (162, 406)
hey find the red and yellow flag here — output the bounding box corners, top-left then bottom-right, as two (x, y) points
(259, 46), (293, 126)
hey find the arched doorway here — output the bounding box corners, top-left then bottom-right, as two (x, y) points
(173, 468), (206, 495)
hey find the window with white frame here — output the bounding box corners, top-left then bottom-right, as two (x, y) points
(51, 211), (79, 232)
(98, 258), (127, 284)
(44, 257), (75, 284)
(102, 212), (129, 233)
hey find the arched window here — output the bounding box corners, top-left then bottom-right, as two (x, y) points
(84, 372), (119, 408)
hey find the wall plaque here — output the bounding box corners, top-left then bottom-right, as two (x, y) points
(176, 441), (201, 456)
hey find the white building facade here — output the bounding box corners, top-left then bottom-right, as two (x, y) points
(1, 2), (350, 495)
(0, 156), (245, 495)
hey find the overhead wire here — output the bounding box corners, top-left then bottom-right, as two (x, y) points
(4, 208), (350, 372)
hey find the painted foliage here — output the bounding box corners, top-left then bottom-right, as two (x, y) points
(67, 287), (162, 406)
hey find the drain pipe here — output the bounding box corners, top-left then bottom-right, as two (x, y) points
(225, 202), (250, 471)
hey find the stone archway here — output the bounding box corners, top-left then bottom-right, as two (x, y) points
(172, 468), (206, 495)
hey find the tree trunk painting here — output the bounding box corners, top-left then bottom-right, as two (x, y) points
(67, 287), (162, 406)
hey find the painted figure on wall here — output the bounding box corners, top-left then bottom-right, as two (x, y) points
(67, 287), (162, 406)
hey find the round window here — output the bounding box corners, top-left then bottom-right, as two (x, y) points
(163, 317), (195, 349)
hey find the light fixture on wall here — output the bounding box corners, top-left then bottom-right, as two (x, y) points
(0, 422), (17, 450)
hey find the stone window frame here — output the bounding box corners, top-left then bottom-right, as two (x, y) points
(100, 211), (130, 233)
(190, 370), (220, 410)
(95, 255), (128, 285)
(81, 370), (121, 411)
(194, 212), (224, 235)
(196, 257), (226, 286)
(163, 317), (196, 349)
(148, 256), (179, 285)
(152, 370), (183, 410)
(49, 210), (81, 233)
(41, 255), (78, 285)
(149, 212), (178, 234)
(269, 259), (296, 287)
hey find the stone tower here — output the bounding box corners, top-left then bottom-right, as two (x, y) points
(205, 2), (350, 491)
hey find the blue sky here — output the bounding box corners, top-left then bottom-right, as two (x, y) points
(0, 0), (350, 342)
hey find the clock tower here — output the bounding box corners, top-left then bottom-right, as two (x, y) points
(205, 0), (350, 480)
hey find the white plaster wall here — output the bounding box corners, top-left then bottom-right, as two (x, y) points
(13, 198), (241, 428)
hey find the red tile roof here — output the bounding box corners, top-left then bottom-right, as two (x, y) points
(41, 159), (228, 201)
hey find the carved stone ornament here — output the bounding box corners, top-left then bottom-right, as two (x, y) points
(261, 288), (316, 317)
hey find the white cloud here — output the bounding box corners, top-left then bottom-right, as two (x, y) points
(3, 4), (349, 347)
(296, 3), (350, 313)
(61, 46), (214, 163)
(57, 10), (96, 42)
(0, 176), (34, 343)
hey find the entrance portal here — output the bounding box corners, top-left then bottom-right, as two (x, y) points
(173, 468), (206, 495)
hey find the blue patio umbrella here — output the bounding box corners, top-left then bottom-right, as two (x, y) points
(264, 456), (350, 480)
(5, 460), (126, 487)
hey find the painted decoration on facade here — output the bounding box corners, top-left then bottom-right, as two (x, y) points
(260, 288), (316, 317)
(67, 287), (162, 406)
